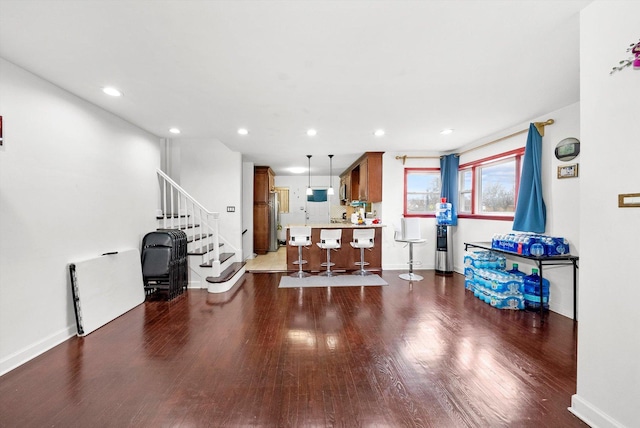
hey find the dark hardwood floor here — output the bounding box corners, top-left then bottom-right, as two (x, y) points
(0, 271), (586, 427)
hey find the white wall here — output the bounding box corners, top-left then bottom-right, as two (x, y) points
(570, 2), (640, 427)
(242, 161), (254, 260)
(275, 174), (342, 231)
(0, 58), (160, 375)
(381, 152), (440, 270)
(177, 139), (243, 254)
(381, 102), (581, 318)
(455, 102), (581, 319)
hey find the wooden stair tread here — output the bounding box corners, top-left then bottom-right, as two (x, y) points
(156, 214), (190, 219)
(188, 243), (223, 256)
(199, 252), (234, 267)
(186, 234), (213, 244)
(157, 224), (200, 230)
(206, 262), (246, 284)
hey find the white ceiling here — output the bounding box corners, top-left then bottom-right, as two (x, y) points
(0, 0), (591, 176)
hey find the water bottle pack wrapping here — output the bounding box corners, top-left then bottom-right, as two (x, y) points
(491, 233), (570, 257)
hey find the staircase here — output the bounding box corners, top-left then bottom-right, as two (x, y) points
(157, 169), (245, 293)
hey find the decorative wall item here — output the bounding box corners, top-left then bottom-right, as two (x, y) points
(610, 38), (640, 74)
(557, 163), (579, 179)
(618, 193), (640, 208)
(555, 137), (580, 161)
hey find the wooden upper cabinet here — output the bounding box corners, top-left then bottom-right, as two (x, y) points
(364, 152), (382, 202)
(358, 158), (368, 201)
(340, 152), (383, 203)
(254, 166), (275, 255)
(254, 166), (275, 203)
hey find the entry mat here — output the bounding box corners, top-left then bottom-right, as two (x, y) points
(278, 274), (388, 288)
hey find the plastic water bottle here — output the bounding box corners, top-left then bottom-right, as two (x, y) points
(523, 268), (550, 310)
(508, 263), (526, 277)
(436, 198), (452, 225)
(530, 242), (545, 257)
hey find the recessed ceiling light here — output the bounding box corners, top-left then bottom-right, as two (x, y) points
(440, 128), (454, 135)
(238, 128), (249, 135)
(102, 86), (122, 97)
(374, 129), (385, 137)
(306, 129), (317, 137)
(169, 128), (181, 134)
(289, 167), (307, 174)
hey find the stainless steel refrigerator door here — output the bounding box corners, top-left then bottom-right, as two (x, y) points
(268, 193), (278, 251)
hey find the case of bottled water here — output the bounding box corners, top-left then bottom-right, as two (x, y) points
(490, 292), (525, 310)
(464, 251), (525, 310)
(463, 250), (506, 270)
(491, 233), (570, 257)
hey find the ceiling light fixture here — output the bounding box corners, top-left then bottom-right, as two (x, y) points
(306, 129), (317, 137)
(327, 154), (334, 195)
(440, 128), (454, 135)
(306, 155), (313, 195)
(237, 128), (249, 135)
(102, 87), (122, 97)
(374, 129), (385, 137)
(169, 128), (181, 134)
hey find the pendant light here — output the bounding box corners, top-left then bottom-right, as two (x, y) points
(306, 155), (313, 195)
(327, 154), (335, 195)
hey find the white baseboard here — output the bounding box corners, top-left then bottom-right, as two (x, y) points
(0, 325), (76, 376)
(569, 394), (625, 428)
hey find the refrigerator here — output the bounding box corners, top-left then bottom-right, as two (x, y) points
(268, 192), (279, 252)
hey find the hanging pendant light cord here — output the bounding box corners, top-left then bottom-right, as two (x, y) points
(328, 154), (334, 194)
(307, 155), (312, 196)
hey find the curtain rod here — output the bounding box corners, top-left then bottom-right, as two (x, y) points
(395, 119), (554, 164)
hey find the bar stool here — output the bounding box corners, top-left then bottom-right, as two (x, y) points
(350, 228), (375, 276)
(395, 218), (426, 281)
(289, 226), (312, 278)
(317, 229), (342, 277)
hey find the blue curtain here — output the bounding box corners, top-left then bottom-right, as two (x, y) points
(439, 154), (459, 226)
(512, 123), (546, 233)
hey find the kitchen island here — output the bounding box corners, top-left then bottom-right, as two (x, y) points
(286, 223), (384, 273)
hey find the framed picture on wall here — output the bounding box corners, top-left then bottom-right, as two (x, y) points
(557, 163), (578, 179)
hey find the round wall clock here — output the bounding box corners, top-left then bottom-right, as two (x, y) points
(555, 137), (580, 161)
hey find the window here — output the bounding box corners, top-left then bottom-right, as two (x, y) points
(458, 148), (524, 219)
(459, 169), (472, 213)
(404, 168), (441, 216)
(274, 187), (289, 213)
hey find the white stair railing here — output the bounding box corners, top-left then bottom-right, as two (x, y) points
(157, 169), (236, 270)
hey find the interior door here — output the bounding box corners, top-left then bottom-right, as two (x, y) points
(306, 200), (330, 224)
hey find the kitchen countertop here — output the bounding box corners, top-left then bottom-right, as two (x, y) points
(286, 223), (385, 229)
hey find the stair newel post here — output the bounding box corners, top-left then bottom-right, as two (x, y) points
(169, 186), (175, 229)
(200, 208), (205, 253)
(162, 176), (168, 229)
(178, 192), (182, 229)
(213, 212), (220, 262)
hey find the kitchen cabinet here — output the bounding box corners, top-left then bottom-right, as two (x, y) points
(340, 152), (383, 203)
(286, 225), (383, 272)
(340, 174), (351, 204)
(254, 166), (275, 254)
(358, 157), (368, 201)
